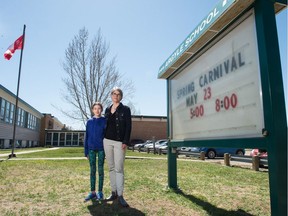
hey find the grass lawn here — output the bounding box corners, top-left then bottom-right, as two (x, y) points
(0, 147), (270, 215)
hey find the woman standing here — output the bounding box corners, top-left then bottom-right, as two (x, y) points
(104, 87), (131, 207)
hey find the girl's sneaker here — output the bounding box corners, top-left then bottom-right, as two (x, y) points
(84, 192), (96, 202)
(97, 192), (104, 200)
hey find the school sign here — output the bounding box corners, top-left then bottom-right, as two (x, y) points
(158, 0), (287, 215)
(158, 0), (235, 78)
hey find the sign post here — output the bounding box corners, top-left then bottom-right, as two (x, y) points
(254, 1), (287, 215)
(159, 0), (287, 215)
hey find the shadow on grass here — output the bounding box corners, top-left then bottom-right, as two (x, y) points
(87, 199), (145, 216)
(230, 164), (269, 173)
(176, 189), (254, 216)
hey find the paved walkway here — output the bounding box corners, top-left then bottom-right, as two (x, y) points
(0, 148), (263, 170)
(2, 155), (168, 161)
(0, 147), (60, 157)
(7, 157), (86, 160)
(0, 154), (250, 167)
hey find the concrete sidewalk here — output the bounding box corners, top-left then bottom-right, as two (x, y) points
(0, 147), (60, 157)
(0, 150), (263, 171)
(3, 155), (165, 161)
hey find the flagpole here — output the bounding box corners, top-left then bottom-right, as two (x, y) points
(9, 24), (26, 159)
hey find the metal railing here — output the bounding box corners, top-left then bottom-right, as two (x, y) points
(130, 146), (268, 171)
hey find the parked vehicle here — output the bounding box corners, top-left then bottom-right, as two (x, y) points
(142, 143), (154, 149)
(128, 139), (144, 149)
(191, 147), (245, 159)
(130, 139), (144, 146)
(144, 139), (168, 150)
(155, 139), (168, 145)
(250, 149), (268, 168)
(180, 147), (194, 152)
(158, 144), (168, 150)
(155, 141), (168, 150)
(134, 140), (153, 150)
(250, 149), (267, 158)
(158, 144), (168, 154)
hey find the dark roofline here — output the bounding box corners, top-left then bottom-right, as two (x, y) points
(132, 114), (167, 119)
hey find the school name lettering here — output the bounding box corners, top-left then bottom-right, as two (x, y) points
(176, 51), (245, 108)
(159, 7), (221, 74)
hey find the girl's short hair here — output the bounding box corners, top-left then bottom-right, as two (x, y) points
(91, 102), (103, 111)
(111, 87), (123, 100)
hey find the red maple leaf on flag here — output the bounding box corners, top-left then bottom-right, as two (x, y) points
(4, 35), (24, 60)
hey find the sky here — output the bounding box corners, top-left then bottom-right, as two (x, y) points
(0, 0), (287, 130)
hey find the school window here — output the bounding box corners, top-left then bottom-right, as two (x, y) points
(60, 133), (65, 146)
(0, 98), (5, 121)
(16, 140), (22, 148)
(66, 133), (72, 146)
(0, 139), (4, 149)
(22, 112), (40, 130)
(23, 111), (28, 128)
(53, 133), (59, 146)
(46, 133), (52, 145)
(27, 113), (36, 129)
(72, 133), (78, 146)
(9, 139), (13, 148)
(5, 101), (11, 123)
(9, 104), (15, 124)
(36, 118), (40, 131)
(33, 117), (36, 129)
(32, 116), (35, 129)
(30, 115), (34, 129)
(79, 133), (85, 146)
(21, 109), (26, 127)
(17, 108), (21, 126)
(34, 141), (39, 147)
(27, 113), (31, 129)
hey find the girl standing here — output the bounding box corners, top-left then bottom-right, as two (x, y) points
(84, 102), (106, 202)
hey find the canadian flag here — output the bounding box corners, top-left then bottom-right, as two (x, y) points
(4, 35), (24, 60)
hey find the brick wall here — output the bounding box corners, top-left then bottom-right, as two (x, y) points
(130, 116), (167, 141)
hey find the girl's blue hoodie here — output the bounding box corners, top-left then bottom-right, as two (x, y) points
(84, 116), (106, 157)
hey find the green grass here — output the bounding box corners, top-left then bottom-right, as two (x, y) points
(126, 149), (167, 158)
(0, 147), (270, 215)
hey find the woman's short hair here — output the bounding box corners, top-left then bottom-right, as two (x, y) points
(91, 102), (103, 111)
(111, 87), (123, 100)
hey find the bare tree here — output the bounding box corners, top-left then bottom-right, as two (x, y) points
(60, 27), (134, 126)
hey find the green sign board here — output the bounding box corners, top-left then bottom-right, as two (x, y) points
(159, 0), (287, 215)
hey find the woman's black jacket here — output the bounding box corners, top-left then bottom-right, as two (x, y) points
(104, 103), (132, 146)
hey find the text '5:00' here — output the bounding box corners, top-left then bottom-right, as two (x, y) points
(190, 105), (204, 119)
